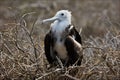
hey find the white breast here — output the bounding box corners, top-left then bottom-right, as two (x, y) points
(54, 41), (68, 60)
(51, 20), (70, 60)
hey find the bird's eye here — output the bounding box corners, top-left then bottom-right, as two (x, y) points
(61, 13), (64, 16)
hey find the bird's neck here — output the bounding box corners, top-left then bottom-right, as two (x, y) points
(51, 20), (71, 33)
(51, 20), (71, 42)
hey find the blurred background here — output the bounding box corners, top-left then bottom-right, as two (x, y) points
(0, 0), (120, 79)
(0, 0), (120, 40)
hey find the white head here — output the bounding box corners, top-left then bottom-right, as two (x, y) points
(42, 10), (72, 24)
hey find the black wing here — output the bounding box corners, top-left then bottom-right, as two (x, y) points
(44, 31), (54, 64)
(64, 26), (83, 66)
(69, 27), (82, 44)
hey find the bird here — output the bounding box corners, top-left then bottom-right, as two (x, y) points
(42, 10), (83, 67)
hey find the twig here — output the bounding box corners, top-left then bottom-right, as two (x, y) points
(106, 61), (116, 75)
(82, 46), (104, 51)
(56, 56), (64, 69)
(22, 12), (36, 19)
(59, 74), (80, 80)
(72, 58), (80, 67)
(79, 28), (82, 35)
(18, 21), (38, 62)
(0, 61), (9, 78)
(3, 43), (13, 56)
(30, 17), (38, 35)
(15, 26), (25, 53)
(18, 13), (40, 74)
(36, 68), (63, 80)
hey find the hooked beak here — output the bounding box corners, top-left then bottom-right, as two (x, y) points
(42, 16), (58, 24)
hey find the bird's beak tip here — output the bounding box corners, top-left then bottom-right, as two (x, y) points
(39, 20), (44, 25)
(41, 20), (45, 24)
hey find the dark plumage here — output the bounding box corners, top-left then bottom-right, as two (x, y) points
(42, 10), (83, 67)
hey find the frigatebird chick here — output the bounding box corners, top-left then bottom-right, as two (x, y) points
(42, 10), (83, 67)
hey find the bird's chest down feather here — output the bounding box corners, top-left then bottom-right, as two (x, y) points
(54, 40), (68, 60)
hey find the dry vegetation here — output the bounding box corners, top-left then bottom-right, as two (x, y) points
(0, 0), (120, 80)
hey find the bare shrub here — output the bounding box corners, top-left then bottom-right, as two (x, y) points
(0, 0), (120, 79)
(0, 12), (120, 80)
